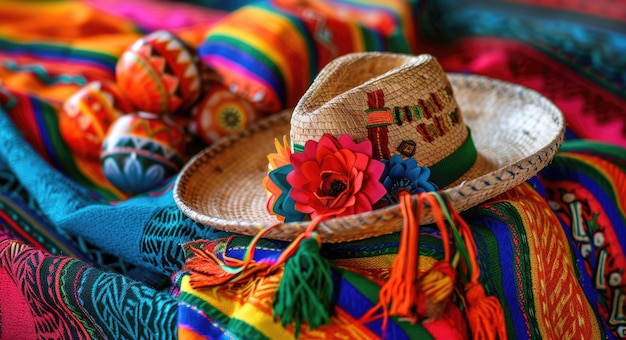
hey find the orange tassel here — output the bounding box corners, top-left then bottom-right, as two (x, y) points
(443, 195), (507, 339)
(184, 224), (282, 289)
(360, 192), (460, 329)
(418, 194), (458, 321)
(185, 245), (275, 289)
(185, 246), (237, 287)
(465, 283), (507, 340)
(360, 192), (423, 329)
(360, 190), (508, 338)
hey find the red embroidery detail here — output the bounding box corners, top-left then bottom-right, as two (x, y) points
(366, 88), (460, 149)
(431, 92), (443, 111)
(367, 89), (385, 108)
(368, 128), (391, 160)
(416, 123), (435, 142)
(366, 90), (391, 160)
(450, 109), (460, 124)
(403, 106), (412, 122)
(433, 114), (447, 136)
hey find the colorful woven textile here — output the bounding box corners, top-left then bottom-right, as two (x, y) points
(0, 0), (625, 339)
(197, 0), (417, 113)
(174, 175), (619, 339)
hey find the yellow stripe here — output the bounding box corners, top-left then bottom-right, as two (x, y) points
(331, 253), (438, 271)
(76, 101), (106, 140)
(331, 254), (396, 270)
(0, 2), (139, 54)
(180, 274), (294, 339)
(347, 23), (366, 52)
(511, 186), (601, 339)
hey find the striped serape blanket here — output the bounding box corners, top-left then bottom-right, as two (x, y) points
(0, 0), (624, 338)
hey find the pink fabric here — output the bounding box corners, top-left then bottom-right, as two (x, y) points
(83, 0), (228, 31)
(421, 37), (626, 148)
(0, 266), (37, 339)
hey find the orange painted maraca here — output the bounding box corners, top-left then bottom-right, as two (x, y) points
(101, 112), (186, 194)
(59, 80), (134, 160)
(189, 81), (257, 145)
(116, 30), (203, 116)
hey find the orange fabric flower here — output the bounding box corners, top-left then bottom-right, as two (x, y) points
(287, 133), (386, 220)
(262, 136), (293, 220)
(267, 135), (292, 171)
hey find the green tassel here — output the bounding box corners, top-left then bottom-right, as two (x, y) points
(273, 235), (333, 337)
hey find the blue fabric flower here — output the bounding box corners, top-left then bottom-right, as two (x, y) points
(381, 154), (438, 203)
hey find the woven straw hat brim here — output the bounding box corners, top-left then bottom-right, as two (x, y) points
(174, 73), (565, 243)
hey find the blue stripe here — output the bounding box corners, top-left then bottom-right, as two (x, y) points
(29, 97), (62, 170)
(0, 193), (91, 262)
(199, 41), (286, 105)
(473, 213), (529, 335)
(178, 302), (235, 340)
(337, 269), (417, 339)
(0, 38), (117, 73)
(3, 60), (87, 86)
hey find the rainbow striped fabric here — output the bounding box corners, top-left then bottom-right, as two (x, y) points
(198, 0), (417, 113)
(0, 0), (625, 339)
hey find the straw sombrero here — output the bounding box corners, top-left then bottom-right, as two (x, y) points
(174, 52), (565, 243)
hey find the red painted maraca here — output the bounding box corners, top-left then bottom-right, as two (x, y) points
(101, 112), (186, 194)
(116, 30), (203, 116)
(59, 80), (134, 160)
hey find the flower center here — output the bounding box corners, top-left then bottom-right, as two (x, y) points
(328, 179), (347, 196)
(221, 107), (242, 130)
(320, 171), (349, 197)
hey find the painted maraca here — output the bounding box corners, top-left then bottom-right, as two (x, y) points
(116, 30), (203, 116)
(101, 112), (186, 194)
(190, 81), (257, 145)
(59, 80), (133, 160)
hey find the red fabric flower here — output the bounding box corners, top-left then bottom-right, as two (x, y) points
(287, 133), (386, 220)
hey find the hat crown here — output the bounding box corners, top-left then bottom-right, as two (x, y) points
(290, 53), (469, 178)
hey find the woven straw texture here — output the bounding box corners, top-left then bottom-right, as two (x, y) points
(290, 53), (467, 167)
(174, 56), (565, 243)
